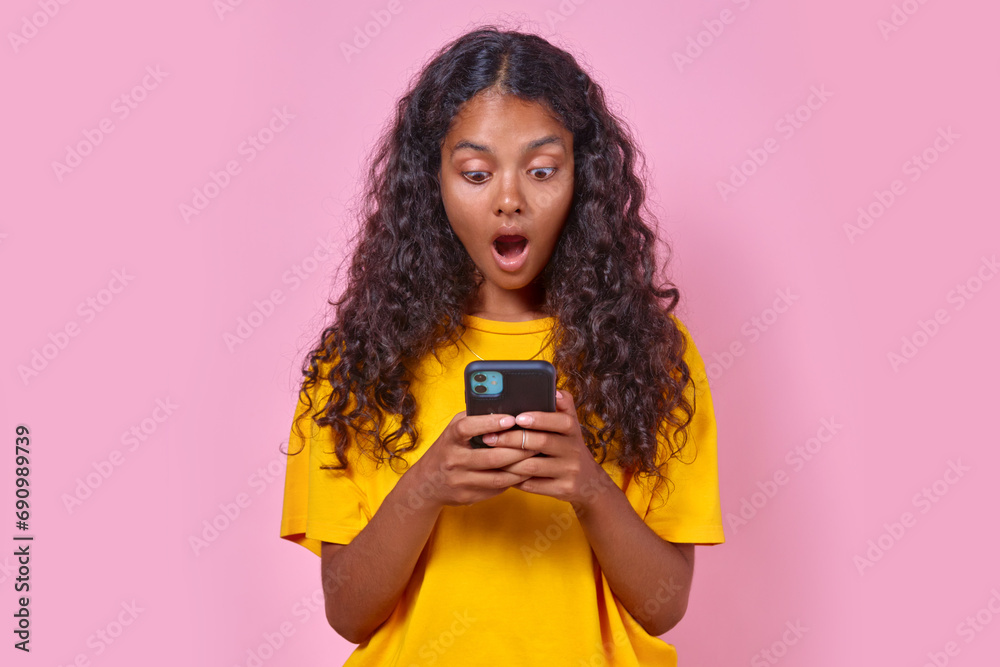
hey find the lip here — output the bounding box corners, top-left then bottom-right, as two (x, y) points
(490, 224), (528, 244)
(489, 224), (530, 272)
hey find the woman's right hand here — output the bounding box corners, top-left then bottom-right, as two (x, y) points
(410, 411), (536, 509)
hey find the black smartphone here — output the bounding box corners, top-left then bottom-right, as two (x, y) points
(465, 360), (556, 451)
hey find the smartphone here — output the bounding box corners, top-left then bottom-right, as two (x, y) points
(465, 360), (556, 451)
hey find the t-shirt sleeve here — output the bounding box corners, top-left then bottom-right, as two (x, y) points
(279, 372), (373, 557)
(642, 317), (725, 546)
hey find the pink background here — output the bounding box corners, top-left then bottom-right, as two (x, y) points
(4, 1), (999, 665)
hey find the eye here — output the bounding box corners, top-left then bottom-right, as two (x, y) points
(461, 167), (557, 184)
(462, 171), (489, 184)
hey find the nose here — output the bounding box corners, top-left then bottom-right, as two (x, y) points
(493, 171), (523, 215)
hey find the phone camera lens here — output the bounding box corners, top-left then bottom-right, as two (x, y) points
(474, 385), (487, 394)
(473, 373), (486, 382)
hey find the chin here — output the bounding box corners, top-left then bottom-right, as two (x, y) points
(503, 276), (545, 293)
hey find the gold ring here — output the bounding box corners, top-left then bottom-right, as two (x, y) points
(521, 429), (526, 450)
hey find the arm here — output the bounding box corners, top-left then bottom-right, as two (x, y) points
(320, 461), (443, 644)
(320, 411), (534, 644)
(573, 471), (695, 636)
(496, 390), (696, 636)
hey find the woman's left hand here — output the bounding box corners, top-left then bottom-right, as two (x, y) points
(482, 389), (615, 509)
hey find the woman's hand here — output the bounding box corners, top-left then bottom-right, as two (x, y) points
(486, 389), (616, 510)
(410, 411), (538, 510)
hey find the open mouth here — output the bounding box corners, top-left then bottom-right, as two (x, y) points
(493, 235), (528, 258)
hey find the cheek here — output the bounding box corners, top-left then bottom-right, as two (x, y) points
(556, 181), (574, 214)
(442, 193), (489, 246)
(439, 185), (455, 221)
(537, 178), (573, 216)
(443, 208), (474, 248)
(440, 182), (466, 220)
(439, 188), (464, 236)
(439, 202), (479, 257)
(538, 198), (573, 249)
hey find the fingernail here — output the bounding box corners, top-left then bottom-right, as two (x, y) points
(556, 391), (563, 399)
(484, 433), (497, 444)
(499, 416), (513, 427)
(516, 414), (532, 426)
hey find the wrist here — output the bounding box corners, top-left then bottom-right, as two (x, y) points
(571, 458), (617, 518)
(398, 457), (447, 516)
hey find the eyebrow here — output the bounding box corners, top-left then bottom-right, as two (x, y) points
(449, 135), (565, 158)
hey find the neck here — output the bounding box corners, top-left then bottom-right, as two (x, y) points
(469, 309), (549, 322)
(470, 282), (547, 322)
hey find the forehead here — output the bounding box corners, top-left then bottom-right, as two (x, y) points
(443, 93), (571, 149)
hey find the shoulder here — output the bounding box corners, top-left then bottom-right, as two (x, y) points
(291, 355), (340, 431)
(668, 313), (709, 380)
(667, 312), (695, 345)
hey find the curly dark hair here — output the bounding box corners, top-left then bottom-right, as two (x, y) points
(285, 25), (696, 498)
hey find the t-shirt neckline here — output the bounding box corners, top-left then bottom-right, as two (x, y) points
(462, 314), (555, 334)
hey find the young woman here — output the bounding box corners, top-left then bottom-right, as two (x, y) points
(279, 26), (724, 666)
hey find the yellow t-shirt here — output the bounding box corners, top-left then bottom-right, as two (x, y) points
(279, 314), (724, 666)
